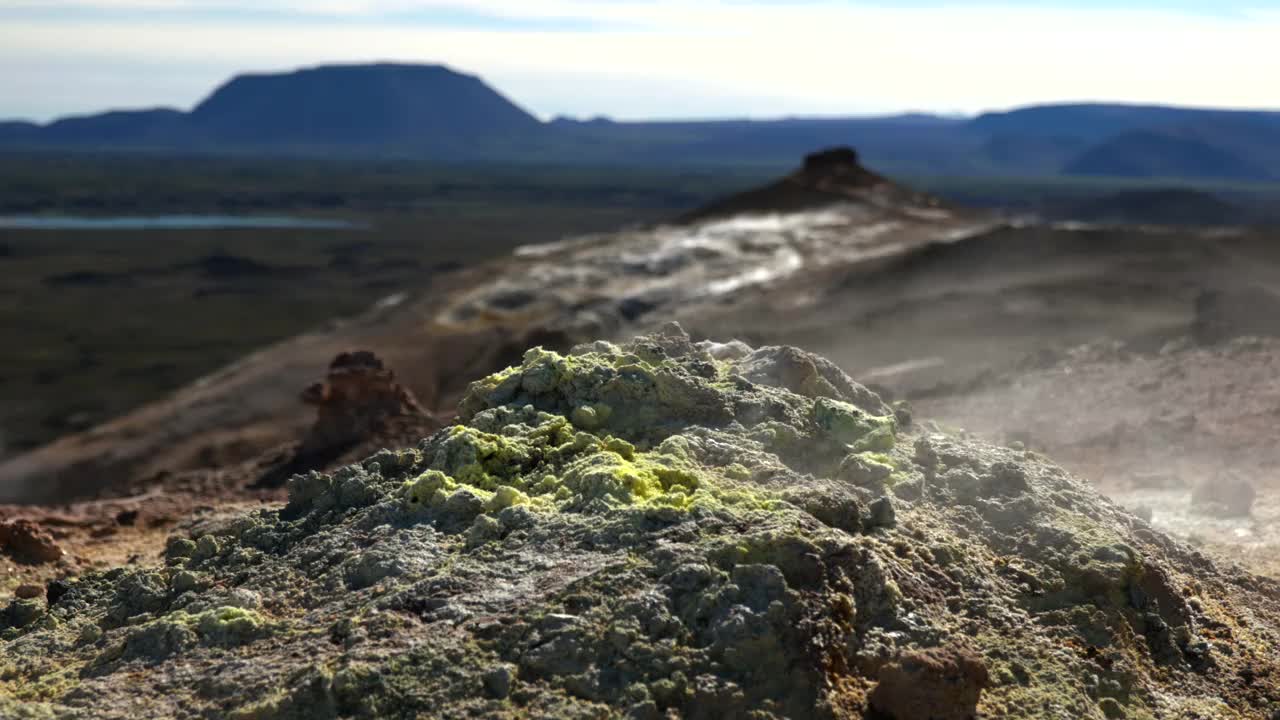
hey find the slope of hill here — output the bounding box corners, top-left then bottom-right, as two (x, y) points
(0, 149), (996, 505)
(9, 146), (1280, 510)
(0, 121), (40, 143)
(1064, 130), (1272, 181)
(39, 109), (187, 145)
(972, 103), (1280, 142)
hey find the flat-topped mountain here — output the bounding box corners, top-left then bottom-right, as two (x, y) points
(0, 63), (543, 155)
(187, 63), (542, 149)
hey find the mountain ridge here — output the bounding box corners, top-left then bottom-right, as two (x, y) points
(5, 63), (1280, 180)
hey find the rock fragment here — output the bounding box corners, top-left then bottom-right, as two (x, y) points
(0, 519), (64, 564)
(14, 584), (43, 600)
(258, 350), (438, 486)
(869, 646), (990, 720)
(483, 665), (516, 698)
(867, 496), (897, 529)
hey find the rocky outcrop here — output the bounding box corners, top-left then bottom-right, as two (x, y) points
(257, 351), (438, 487)
(298, 351), (429, 454)
(3, 327), (1278, 718)
(682, 146), (952, 222)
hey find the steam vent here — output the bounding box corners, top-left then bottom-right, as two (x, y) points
(3, 326), (1279, 718)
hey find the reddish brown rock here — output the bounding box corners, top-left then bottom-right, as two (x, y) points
(0, 519), (65, 564)
(869, 646), (989, 720)
(257, 350), (438, 486)
(299, 351), (429, 452)
(14, 584), (43, 600)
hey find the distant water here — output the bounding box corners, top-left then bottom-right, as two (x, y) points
(0, 215), (367, 231)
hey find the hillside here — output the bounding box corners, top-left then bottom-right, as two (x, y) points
(972, 103), (1280, 141)
(0, 148), (994, 505)
(39, 109), (187, 145)
(10, 147), (1280, 509)
(1064, 130), (1272, 181)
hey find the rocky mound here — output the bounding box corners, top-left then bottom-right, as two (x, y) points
(256, 350), (439, 488)
(680, 147), (952, 222)
(4, 327), (1278, 719)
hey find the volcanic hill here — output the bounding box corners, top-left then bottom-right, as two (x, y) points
(4, 149), (1280, 718)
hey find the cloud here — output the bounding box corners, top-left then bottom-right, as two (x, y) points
(1, 1), (1278, 121)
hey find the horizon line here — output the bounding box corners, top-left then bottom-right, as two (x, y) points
(6, 61), (1280, 127)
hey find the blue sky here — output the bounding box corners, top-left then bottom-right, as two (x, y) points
(2, 1), (1278, 121)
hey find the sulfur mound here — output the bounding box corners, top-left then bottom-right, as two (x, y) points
(3, 326), (1280, 719)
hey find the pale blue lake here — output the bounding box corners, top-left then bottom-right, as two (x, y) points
(0, 215), (367, 231)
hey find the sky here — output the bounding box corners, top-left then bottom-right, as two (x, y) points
(1, 1), (1279, 122)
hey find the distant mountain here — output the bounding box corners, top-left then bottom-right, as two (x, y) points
(0, 63), (543, 156)
(4, 65), (1280, 182)
(187, 64), (541, 150)
(1064, 130), (1272, 181)
(972, 103), (1280, 143)
(543, 116), (982, 175)
(974, 104), (1280, 180)
(0, 121), (40, 142)
(977, 132), (1089, 176)
(41, 108), (186, 145)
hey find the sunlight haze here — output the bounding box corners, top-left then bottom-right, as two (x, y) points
(2, 0), (1279, 121)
